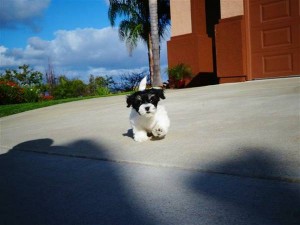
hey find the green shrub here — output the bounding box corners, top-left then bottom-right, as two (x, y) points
(96, 86), (110, 96)
(71, 79), (87, 97)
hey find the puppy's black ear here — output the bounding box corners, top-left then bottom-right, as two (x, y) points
(126, 94), (134, 107)
(155, 89), (166, 100)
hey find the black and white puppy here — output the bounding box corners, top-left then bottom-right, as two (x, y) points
(126, 77), (170, 142)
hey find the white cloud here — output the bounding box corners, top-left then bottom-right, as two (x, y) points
(0, 46), (20, 66)
(0, 0), (51, 30)
(0, 26), (170, 81)
(47, 27), (149, 68)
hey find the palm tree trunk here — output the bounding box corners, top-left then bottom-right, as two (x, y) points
(149, 0), (162, 87)
(147, 33), (154, 85)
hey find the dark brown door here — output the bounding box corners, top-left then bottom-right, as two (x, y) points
(246, 0), (300, 79)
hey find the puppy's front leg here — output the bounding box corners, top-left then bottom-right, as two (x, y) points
(133, 127), (149, 142)
(152, 118), (170, 138)
(152, 125), (168, 138)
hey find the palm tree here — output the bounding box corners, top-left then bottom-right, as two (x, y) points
(108, 0), (170, 86)
(149, 0), (162, 87)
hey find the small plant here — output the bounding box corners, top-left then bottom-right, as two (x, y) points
(167, 63), (192, 88)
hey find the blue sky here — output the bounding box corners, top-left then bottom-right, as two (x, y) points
(0, 0), (170, 82)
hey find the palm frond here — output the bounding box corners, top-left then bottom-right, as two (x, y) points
(108, 0), (170, 53)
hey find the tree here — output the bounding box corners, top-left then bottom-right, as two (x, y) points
(88, 74), (97, 95)
(149, 0), (162, 87)
(108, 0), (170, 86)
(88, 74), (115, 96)
(45, 59), (57, 94)
(53, 76), (87, 99)
(0, 64), (42, 87)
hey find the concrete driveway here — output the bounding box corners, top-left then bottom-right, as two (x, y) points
(1, 77), (299, 224)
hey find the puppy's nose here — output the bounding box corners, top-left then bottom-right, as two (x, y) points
(145, 106), (150, 111)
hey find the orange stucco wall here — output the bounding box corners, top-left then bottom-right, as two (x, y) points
(167, 0), (213, 86)
(220, 0), (244, 19)
(215, 16), (247, 83)
(170, 0), (192, 36)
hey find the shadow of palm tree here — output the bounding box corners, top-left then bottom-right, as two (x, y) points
(187, 147), (300, 225)
(0, 139), (155, 225)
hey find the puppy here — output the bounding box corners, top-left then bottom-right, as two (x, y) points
(126, 78), (170, 142)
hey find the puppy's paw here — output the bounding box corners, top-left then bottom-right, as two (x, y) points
(134, 132), (149, 142)
(152, 125), (167, 138)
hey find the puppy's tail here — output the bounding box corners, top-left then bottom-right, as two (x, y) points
(138, 76), (147, 91)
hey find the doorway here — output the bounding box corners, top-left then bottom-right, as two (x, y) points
(244, 0), (300, 79)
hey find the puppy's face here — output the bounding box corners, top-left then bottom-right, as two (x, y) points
(127, 89), (165, 117)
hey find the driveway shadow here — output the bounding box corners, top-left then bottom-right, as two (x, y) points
(187, 147), (300, 225)
(0, 139), (155, 225)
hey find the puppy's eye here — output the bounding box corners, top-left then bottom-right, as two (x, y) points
(135, 96), (142, 104)
(150, 97), (156, 103)
(149, 94), (156, 103)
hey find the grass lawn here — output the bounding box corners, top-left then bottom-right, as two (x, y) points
(0, 97), (94, 118)
(0, 93), (131, 118)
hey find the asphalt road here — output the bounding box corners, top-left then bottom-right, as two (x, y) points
(1, 77), (300, 224)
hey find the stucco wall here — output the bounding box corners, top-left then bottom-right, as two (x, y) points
(220, 0), (244, 19)
(170, 0), (192, 36)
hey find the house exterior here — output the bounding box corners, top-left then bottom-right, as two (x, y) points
(167, 0), (300, 85)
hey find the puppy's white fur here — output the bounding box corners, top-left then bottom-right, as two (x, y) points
(129, 104), (170, 142)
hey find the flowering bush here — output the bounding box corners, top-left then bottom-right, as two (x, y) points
(40, 95), (54, 101)
(23, 87), (41, 103)
(0, 81), (24, 105)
